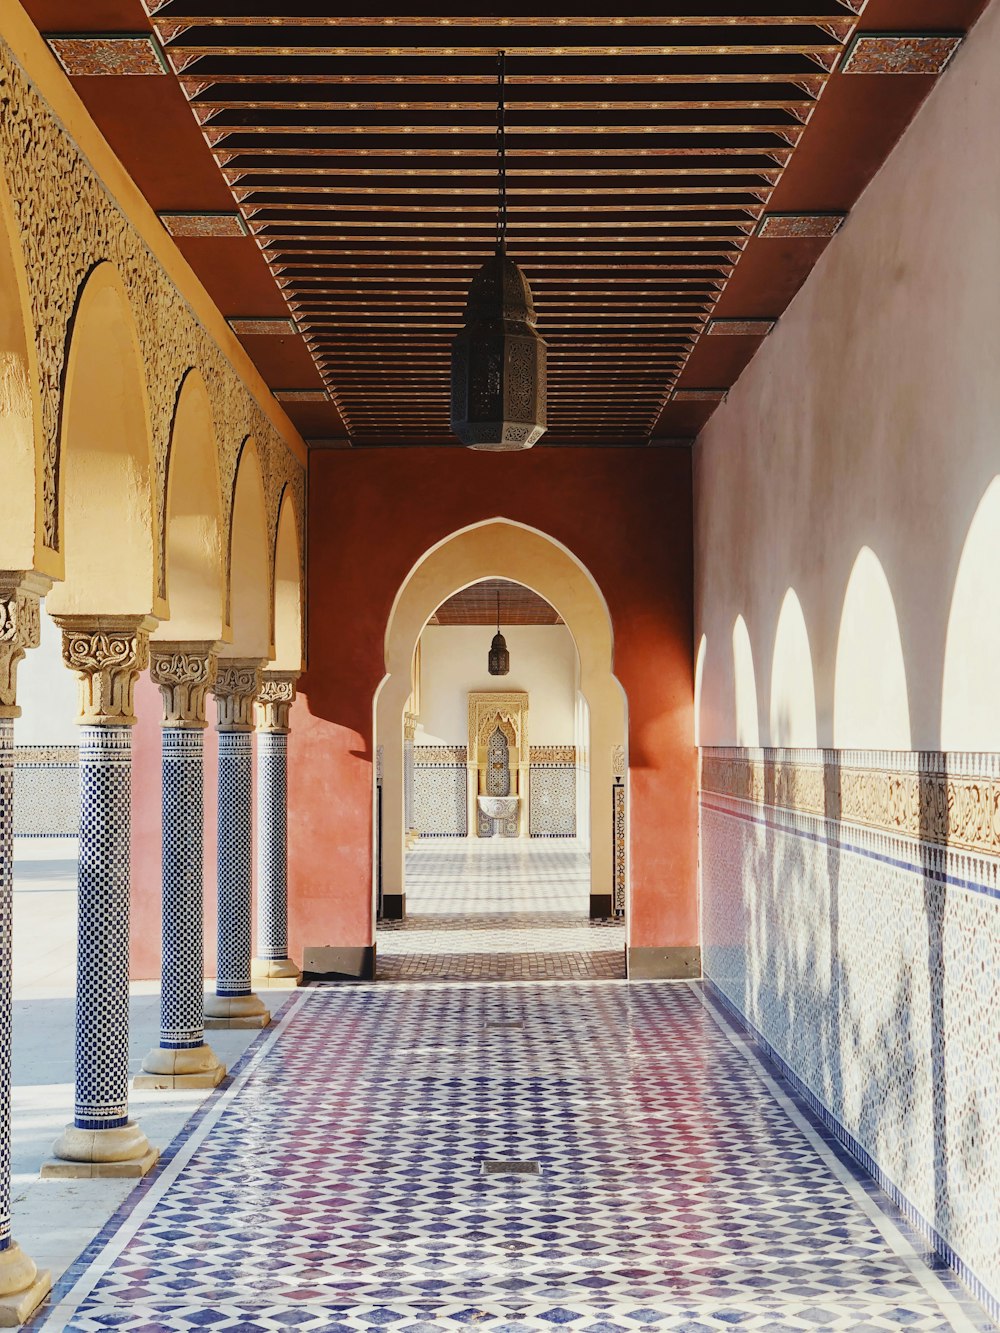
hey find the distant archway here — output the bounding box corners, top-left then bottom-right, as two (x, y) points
(834, 548), (910, 750)
(46, 262), (158, 618)
(942, 478), (1000, 749)
(770, 589), (818, 748)
(732, 616), (759, 747)
(375, 518), (627, 927)
(272, 487), (303, 670)
(226, 438), (271, 659)
(156, 368), (225, 642)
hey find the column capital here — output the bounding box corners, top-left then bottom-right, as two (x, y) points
(404, 711), (418, 742)
(214, 657), (265, 732)
(255, 671), (299, 734)
(150, 641), (221, 729)
(53, 615), (155, 727)
(0, 572), (47, 720)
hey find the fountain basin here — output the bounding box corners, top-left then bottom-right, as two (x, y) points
(477, 795), (519, 821)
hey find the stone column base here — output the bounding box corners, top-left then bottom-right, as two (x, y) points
(41, 1121), (160, 1179)
(204, 992), (270, 1029)
(134, 1043), (227, 1090)
(0, 1243), (52, 1327)
(251, 957), (302, 989)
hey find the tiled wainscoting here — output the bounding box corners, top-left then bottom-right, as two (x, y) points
(413, 745), (578, 838)
(700, 747), (1000, 1321)
(13, 744), (79, 836)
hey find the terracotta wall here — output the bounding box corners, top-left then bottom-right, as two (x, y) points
(288, 447), (696, 961)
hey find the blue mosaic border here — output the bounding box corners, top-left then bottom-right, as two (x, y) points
(701, 795), (1000, 904)
(701, 977), (1000, 1326)
(28, 991), (302, 1327)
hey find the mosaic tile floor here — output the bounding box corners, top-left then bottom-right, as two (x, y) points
(378, 839), (626, 981)
(35, 981), (995, 1332)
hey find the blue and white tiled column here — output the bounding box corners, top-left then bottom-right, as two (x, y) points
(137, 644), (227, 1088)
(252, 672), (301, 986)
(44, 615), (160, 1179)
(205, 659), (270, 1029)
(0, 576), (51, 1317)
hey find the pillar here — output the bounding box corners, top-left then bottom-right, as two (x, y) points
(43, 615), (159, 1179)
(204, 659), (270, 1029)
(403, 710), (417, 848)
(0, 575), (51, 1319)
(251, 671), (301, 987)
(136, 644), (227, 1089)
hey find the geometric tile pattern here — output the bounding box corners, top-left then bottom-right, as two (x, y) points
(413, 766), (466, 838)
(35, 983), (997, 1331)
(74, 727), (133, 1130)
(701, 764), (1000, 1322)
(13, 746), (79, 837)
(529, 768), (577, 838)
(45, 35), (167, 77)
(380, 841), (621, 982)
(255, 731), (288, 961)
(841, 34), (963, 75)
(160, 729), (206, 1049)
(0, 720), (13, 1247)
(215, 732), (253, 997)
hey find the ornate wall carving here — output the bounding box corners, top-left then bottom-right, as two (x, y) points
(149, 642), (218, 728)
(701, 747), (1000, 860)
(0, 41), (304, 610)
(57, 617), (151, 726)
(214, 658), (263, 732)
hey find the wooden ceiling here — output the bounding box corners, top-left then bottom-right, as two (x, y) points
(430, 579), (562, 626)
(25, 0), (987, 446)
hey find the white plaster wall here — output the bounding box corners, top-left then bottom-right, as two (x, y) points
(16, 605), (79, 744)
(416, 624), (578, 746)
(694, 0), (1000, 751)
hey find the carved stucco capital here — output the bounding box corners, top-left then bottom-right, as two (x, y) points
(255, 670), (299, 734)
(0, 573), (45, 719)
(214, 658), (265, 732)
(403, 711), (418, 742)
(150, 641), (221, 729)
(54, 615), (155, 727)
(612, 744), (626, 780)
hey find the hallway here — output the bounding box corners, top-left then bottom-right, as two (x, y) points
(378, 840), (625, 981)
(35, 980), (993, 1332)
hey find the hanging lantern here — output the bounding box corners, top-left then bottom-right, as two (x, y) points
(451, 52), (547, 451)
(488, 591), (510, 676)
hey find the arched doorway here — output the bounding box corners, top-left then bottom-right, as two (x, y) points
(373, 520), (628, 978)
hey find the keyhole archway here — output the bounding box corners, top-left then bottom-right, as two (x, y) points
(374, 518), (628, 922)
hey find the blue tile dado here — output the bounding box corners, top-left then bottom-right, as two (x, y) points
(33, 982), (996, 1332)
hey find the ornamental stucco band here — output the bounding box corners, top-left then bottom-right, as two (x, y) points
(0, 40), (304, 601)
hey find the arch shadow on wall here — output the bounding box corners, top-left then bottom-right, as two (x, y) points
(373, 518), (628, 936)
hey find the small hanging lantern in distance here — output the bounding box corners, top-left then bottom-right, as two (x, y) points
(488, 590), (510, 676)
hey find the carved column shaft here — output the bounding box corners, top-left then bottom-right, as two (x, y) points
(47, 617), (156, 1172)
(0, 576), (50, 1310)
(254, 673), (298, 972)
(209, 660), (268, 1023)
(140, 645), (225, 1085)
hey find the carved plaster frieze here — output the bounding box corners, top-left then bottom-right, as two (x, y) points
(255, 670), (298, 734)
(701, 751), (1000, 862)
(612, 744), (626, 779)
(214, 658), (264, 732)
(150, 641), (219, 728)
(468, 691), (529, 757)
(0, 574), (42, 718)
(0, 43), (305, 611)
(403, 711), (418, 743)
(54, 615), (153, 726)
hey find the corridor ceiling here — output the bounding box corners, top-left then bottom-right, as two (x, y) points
(26, 0), (985, 447)
(430, 580), (563, 626)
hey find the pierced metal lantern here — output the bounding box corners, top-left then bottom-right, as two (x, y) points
(488, 591), (510, 675)
(451, 252), (548, 451)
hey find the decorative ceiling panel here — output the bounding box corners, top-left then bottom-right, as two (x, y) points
(431, 579), (562, 626)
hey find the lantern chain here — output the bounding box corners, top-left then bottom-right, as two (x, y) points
(496, 49), (507, 253)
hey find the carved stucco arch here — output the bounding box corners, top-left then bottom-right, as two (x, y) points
(0, 44), (304, 618)
(374, 517), (628, 919)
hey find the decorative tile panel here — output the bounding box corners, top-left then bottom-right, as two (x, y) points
(227, 317), (298, 337)
(756, 213), (846, 239)
(13, 745), (79, 837)
(700, 745), (1000, 1317)
(706, 319), (776, 337)
(46, 35), (167, 77)
(413, 767), (466, 837)
(529, 767), (576, 837)
(158, 212), (249, 239)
